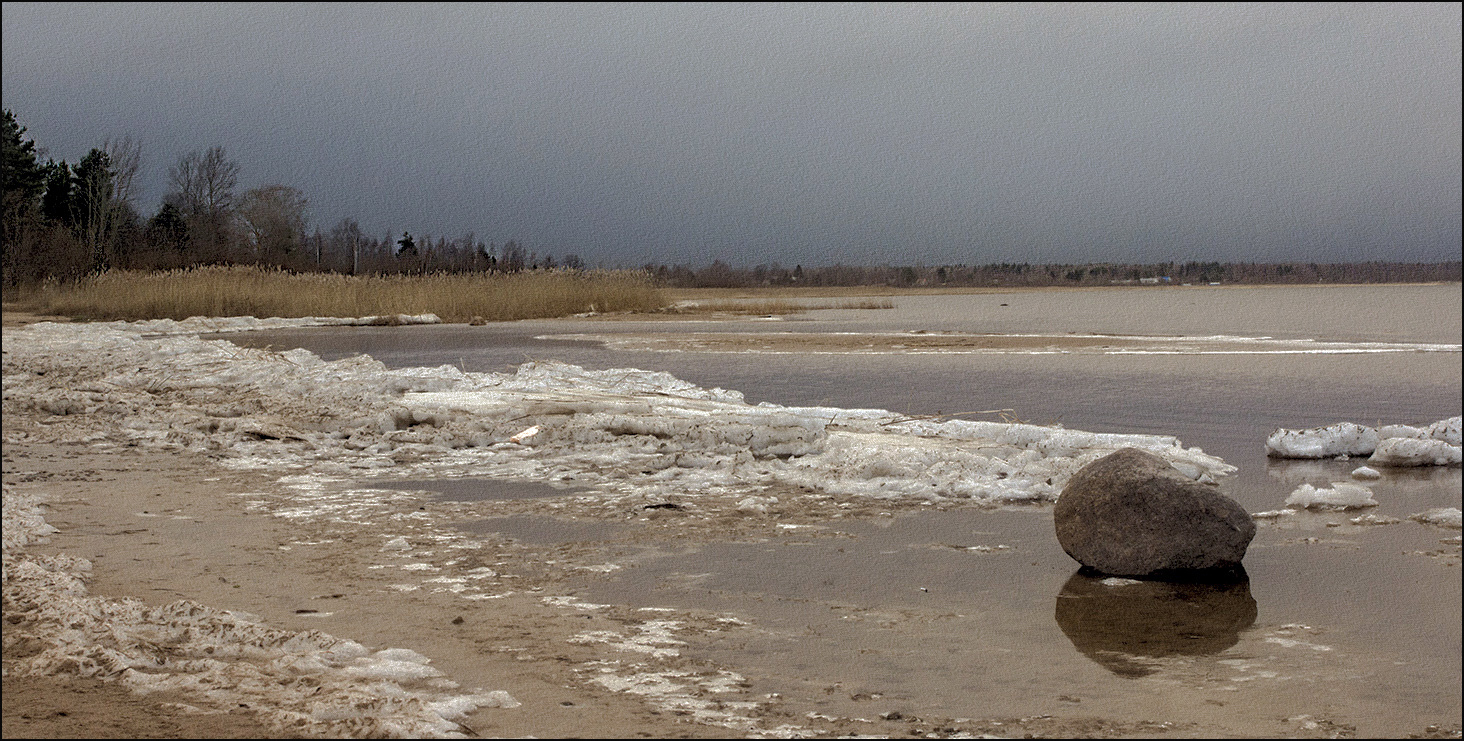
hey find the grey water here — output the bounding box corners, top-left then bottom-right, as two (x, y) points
(221, 284), (1462, 734)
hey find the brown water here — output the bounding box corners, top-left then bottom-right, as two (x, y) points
(366, 478), (592, 501)
(224, 284), (1462, 736)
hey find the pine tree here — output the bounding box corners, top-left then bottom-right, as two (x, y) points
(2, 110), (53, 284)
(397, 232), (417, 257)
(146, 202), (189, 252)
(2, 109), (47, 237)
(40, 160), (74, 226)
(70, 148), (116, 271)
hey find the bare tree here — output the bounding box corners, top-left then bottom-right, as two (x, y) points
(98, 136), (143, 268)
(104, 136), (141, 212)
(236, 184), (308, 266)
(167, 146), (239, 259)
(328, 217), (363, 274)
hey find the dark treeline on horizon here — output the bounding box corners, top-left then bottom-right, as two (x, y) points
(3, 109), (1459, 289)
(2, 109), (552, 286)
(644, 260), (1462, 289)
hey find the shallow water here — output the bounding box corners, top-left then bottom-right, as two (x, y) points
(224, 284), (1462, 734)
(366, 478), (591, 502)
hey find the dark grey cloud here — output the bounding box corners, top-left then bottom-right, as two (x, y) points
(3, 2), (1459, 266)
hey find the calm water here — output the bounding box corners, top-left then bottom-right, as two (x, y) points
(224, 284), (1462, 735)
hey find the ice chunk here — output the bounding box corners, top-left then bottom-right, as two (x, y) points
(1265, 423), (1378, 459)
(1284, 482), (1378, 509)
(1349, 466), (1382, 480)
(736, 496), (775, 514)
(1250, 509), (1294, 519)
(1426, 416), (1462, 446)
(1379, 418), (1462, 446)
(1410, 507), (1463, 529)
(1349, 513), (1401, 526)
(1368, 437), (1462, 467)
(1268, 417), (1461, 466)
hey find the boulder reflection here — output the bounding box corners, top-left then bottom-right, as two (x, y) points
(1054, 569), (1257, 678)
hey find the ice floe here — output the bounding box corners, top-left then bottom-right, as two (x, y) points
(1283, 482), (1379, 510)
(1265, 416), (1461, 466)
(1349, 466), (1382, 480)
(1410, 507), (1463, 529)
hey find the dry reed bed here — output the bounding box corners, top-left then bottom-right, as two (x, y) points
(15, 266), (668, 323)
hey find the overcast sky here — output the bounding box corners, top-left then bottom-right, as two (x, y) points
(3, 3), (1459, 267)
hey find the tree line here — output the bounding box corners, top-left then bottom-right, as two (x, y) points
(2, 109), (582, 286)
(642, 259), (1462, 289)
(3, 109), (1459, 289)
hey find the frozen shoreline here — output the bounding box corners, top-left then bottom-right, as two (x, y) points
(4, 314), (1459, 738)
(6, 316), (1240, 508)
(1, 315), (1235, 736)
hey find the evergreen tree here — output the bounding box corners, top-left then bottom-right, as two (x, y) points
(2, 109), (47, 241)
(70, 148), (117, 271)
(146, 202), (189, 252)
(1, 109), (45, 207)
(2, 110), (55, 285)
(40, 160), (74, 226)
(397, 232), (417, 257)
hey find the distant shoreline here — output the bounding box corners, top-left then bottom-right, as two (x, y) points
(5, 280), (1459, 327)
(662, 280), (1463, 301)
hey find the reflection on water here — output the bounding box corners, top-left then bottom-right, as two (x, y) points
(1054, 569), (1257, 678)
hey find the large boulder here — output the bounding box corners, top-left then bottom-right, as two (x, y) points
(1054, 448), (1255, 577)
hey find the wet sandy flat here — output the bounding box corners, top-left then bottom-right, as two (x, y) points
(539, 329), (1459, 355)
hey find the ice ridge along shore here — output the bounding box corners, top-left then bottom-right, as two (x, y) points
(3, 315), (1238, 736)
(4, 316), (1236, 507)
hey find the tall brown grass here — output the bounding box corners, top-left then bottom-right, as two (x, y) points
(13, 266), (668, 322)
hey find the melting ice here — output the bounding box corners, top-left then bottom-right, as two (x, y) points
(2, 314), (1253, 737)
(1265, 417), (1462, 465)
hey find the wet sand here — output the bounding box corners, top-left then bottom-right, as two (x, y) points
(6, 434), (1458, 738)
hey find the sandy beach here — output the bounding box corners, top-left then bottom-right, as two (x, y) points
(3, 299), (1459, 739)
(1, 309), (783, 738)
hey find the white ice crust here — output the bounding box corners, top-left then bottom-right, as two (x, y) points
(1265, 416), (1462, 466)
